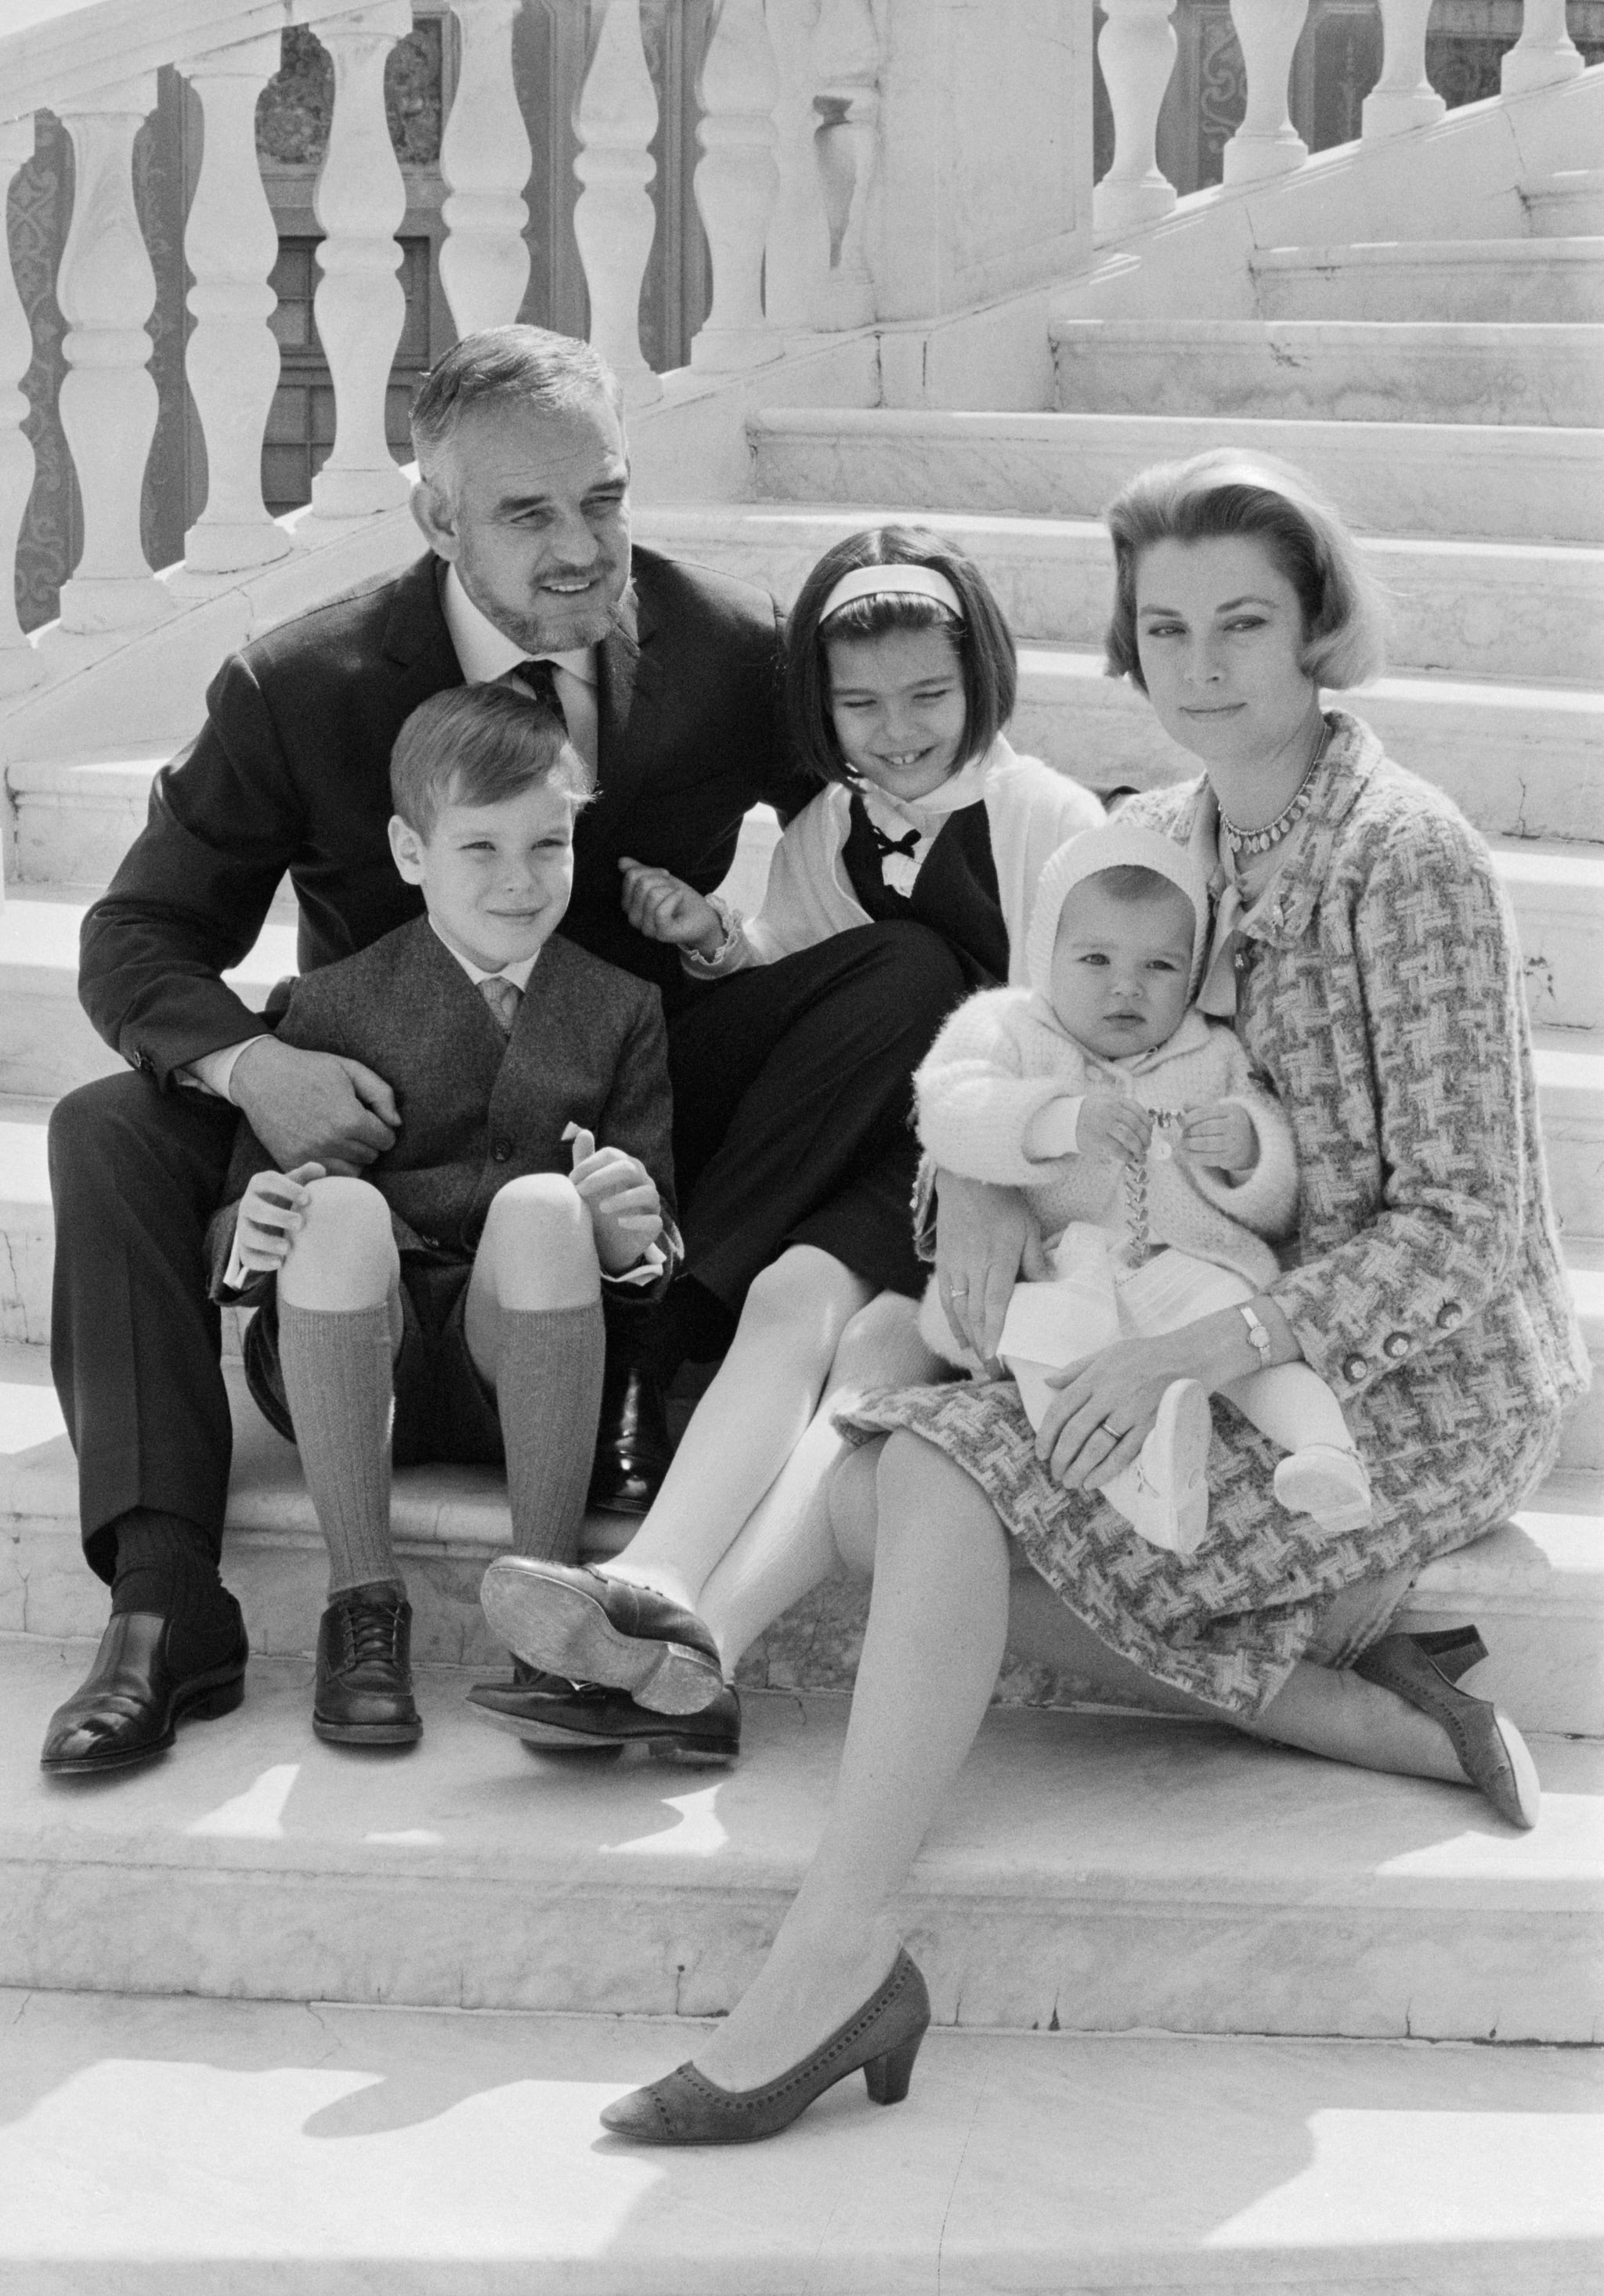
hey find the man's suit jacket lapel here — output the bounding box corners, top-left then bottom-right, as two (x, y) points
(380, 552), (465, 696)
(591, 568), (662, 836)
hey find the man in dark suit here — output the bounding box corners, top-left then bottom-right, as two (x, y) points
(42, 327), (965, 1774)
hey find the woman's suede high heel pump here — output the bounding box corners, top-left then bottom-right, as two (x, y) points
(599, 1948), (930, 2146)
(1353, 1627), (1541, 1830)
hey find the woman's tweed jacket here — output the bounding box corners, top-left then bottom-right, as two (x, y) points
(847, 713), (1590, 1716)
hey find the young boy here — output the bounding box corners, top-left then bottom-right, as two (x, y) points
(208, 681), (677, 1745)
(915, 818), (1372, 1554)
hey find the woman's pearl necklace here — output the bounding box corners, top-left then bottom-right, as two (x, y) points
(1219, 720), (1332, 858)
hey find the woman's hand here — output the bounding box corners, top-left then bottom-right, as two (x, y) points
(235, 1162), (327, 1273)
(1077, 1093), (1153, 1166)
(1181, 1100), (1259, 1173)
(619, 857), (724, 957)
(934, 1171), (1046, 1369)
(1033, 1330), (1192, 1489)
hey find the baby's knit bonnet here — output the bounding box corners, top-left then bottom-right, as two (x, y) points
(1024, 818), (1213, 1005)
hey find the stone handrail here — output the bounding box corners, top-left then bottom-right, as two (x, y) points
(1093, 0), (1588, 238)
(0, 0), (1585, 710)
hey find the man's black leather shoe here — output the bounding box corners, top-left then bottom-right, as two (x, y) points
(313, 1589), (422, 1746)
(41, 1607), (248, 1775)
(466, 1672), (739, 1766)
(587, 1359), (673, 1515)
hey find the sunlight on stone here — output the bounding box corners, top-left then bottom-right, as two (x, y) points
(601, 1784), (728, 1858)
(0, 2058), (662, 2262)
(363, 1829), (446, 1847)
(0, 1380), (66, 1456)
(186, 1764), (301, 1839)
(1206, 2110), (1604, 2247)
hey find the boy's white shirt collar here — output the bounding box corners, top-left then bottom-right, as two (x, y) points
(442, 565), (597, 686)
(428, 914), (540, 992)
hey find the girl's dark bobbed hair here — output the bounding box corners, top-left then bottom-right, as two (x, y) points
(784, 525), (1017, 785)
(1102, 449), (1386, 695)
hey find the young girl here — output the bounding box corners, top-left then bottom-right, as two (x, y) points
(475, 528), (1105, 1740)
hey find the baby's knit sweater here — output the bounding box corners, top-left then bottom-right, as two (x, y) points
(916, 994), (1299, 1287)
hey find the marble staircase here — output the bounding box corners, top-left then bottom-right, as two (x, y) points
(0, 127), (1600, 2296)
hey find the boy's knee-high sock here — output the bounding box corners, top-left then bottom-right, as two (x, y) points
(276, 1298), (401, 1598)
(497, 1301), (605, 1564)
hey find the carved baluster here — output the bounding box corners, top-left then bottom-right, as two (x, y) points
(441, 0), (532, 334)
(692, 0), (782, 370)
(181, 34), (293, 573)
(814, 0), (881, 328)
(764, 0), (831, 330)
(572, 0), (661, 403)
(309, 1), (412, 518)
(1222, 1), (1310, 184)
(1362, 0), (1447, 139)
(1093, 0), (1180, 238)
(54, 78), (172, 631)
(0, 119), (43, 698)
(1501, 0), (1585, 94)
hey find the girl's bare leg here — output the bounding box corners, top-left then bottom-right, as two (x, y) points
(601, 1247), (872, 1617)
(696, 1293), (944, 1670)
(692, 1432), (1010, 2092)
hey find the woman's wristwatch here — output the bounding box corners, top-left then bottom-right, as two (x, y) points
(1239, 1301), (1273, 1366)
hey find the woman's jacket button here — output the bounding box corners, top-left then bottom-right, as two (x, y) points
(1342, 1354), (1368, 1384)
(1435, 1301), (1462, 1330)
(1383, 1333), (1410, 1360)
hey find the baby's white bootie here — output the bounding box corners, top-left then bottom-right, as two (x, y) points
(1118, 1378), (1212, 1557)
(1274, 1442), (1373, 1532)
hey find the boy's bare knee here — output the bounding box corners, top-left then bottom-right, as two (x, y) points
(281, 1176), (395, 1302)
(481, 1173), (598, 1304)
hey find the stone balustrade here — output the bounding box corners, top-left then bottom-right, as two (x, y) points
(1094, 0), (1584, 238)
(0, 0), (1590, 702)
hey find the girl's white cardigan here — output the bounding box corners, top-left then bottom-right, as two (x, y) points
(915, 995), (1299, 1289)
(687, 736), (1106, 988)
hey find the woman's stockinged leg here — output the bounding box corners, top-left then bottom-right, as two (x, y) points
(602, 1246), (873, 1619)
(691, 1433), (1010, 2094)
(695, 1292), (943, 1670)
(1010, 1561), (1465, 1785)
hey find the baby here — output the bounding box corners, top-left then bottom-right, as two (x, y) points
(915, 820), (1371, 1554)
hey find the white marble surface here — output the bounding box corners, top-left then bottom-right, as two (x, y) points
(0, 1986), (1599, 2294)
(638, 504), (1604, 687)
(748, 406), (1604, 548)
(1051, 319), (1604, 431)
(2, 1639), (1600, 2039)
(1248, 237), (1604, 326)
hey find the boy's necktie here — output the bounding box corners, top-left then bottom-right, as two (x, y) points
(479, 974), (522, 1037)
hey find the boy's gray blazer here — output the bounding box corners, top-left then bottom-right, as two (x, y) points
(207, 916), (677, 1301)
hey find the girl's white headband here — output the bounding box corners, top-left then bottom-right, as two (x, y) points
(818, 564), (965, 623)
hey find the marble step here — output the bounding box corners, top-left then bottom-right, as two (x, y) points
(747, 407), (1604, 547)
(1049, 319), (1604, 431)
(1008, 648), (1604, 846)
(1250, 238), (1604, 324)
(1523, 168), (1604, 236)
(2, 1634), (1599, 2042)
(2, 1988), (1599, 2296)
(635, 504), (1604, 688)
(2, 1339), (1599, 1735)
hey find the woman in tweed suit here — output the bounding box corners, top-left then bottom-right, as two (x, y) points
(598, 452), (1589, 2146)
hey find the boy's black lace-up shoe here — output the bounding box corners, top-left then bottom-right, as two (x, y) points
(313, 1587), (422, 1746)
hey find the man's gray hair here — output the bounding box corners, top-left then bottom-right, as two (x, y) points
(410, 326), (624, 464)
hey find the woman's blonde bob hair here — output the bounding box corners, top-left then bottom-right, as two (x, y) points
(1102, 450), (1386, 695)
